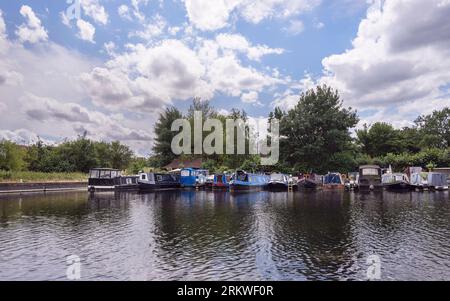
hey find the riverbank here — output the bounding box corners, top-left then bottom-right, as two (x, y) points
(0, 171), (87, 183)
(0, 181), (87, 194)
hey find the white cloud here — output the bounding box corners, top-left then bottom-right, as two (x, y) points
(118, 5), (132, 21)
(130, 14), (166, 40)
(76, 19), (96, 43)
(282, 20), (305, 35)
(183, 0), (239, 31)
(241, 91), (263, 106)
(80, 0), (108, 25)
(239, 0), (319, 24)
(0, 9), (6, 37)
(215, 33), (284, 61)
(182, 0), (320, 31)
(0, 129), (41, 145)
(81, 36), (282, 112)
(315, 0), (450, 126)
(22, 93), (153, 142)
(16, 5), (48, 44)
(81, 40), (213, 112)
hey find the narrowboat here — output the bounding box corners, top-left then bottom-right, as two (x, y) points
(382, 173), (413, 191)
(88, 168), (139, 192)
(212, 174), (232, 190)
(138, 172), (180, 191)
(410, 172), (429, 190)
(229, 170), (269, 191)
(323, 172), (345, 190)
(205, 175), (215, 189)
(345, 172), (359, 190)
(297, 174), (321, 190)
(428, 173), (449, 191)
(180, 168), (209, 188)
(358, 165), (383, 191)
(267, 173), (289, 191)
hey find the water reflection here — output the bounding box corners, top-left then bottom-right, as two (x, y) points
(0, 190), (449, 280)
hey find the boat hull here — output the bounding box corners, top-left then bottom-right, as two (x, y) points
(138, 182), (180, 191)
(384, 182), (413, 191)
(267, 182), (288, 191)
(229, 184), (266, 192)
(297, 179), (318, 190)
(323, 184), (345, 190)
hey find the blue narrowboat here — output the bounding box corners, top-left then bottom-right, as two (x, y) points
(180, 168), (209, 188)
(229, 170), (269, 191)
(212, 174), (232, 189)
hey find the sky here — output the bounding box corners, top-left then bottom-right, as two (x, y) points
(0, 0), (449, 156)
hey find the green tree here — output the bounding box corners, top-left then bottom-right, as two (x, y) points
(356, 122), (403, 157)
(0, 140), (26, 171)
(278, 85), (359, 174)
(152, 106), (183, 167)
(415, 107), (450, 148)
(109, 141), (133, 170)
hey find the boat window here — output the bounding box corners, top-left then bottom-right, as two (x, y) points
(395, 175), (404, 181)
(271, 174), (284, 181)
(362, 168), (379, 176)
(89, 170), (100, 178)
(237, 173), (248, 182)
(141, 174), (147, 180)
(324, 174), (342, 184)
(181, 170), (191, 177)
(99, 170), (111, 178)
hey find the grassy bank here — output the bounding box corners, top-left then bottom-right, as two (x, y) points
(0, 171), (88, 183)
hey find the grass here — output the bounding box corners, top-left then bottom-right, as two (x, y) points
(0, 171), (88, 183)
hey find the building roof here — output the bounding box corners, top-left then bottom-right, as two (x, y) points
(164, 157), (203, 170)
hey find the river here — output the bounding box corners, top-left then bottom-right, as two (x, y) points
(0, 190), (449, 281)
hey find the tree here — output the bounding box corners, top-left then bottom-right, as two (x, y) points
(415, 107), (450, 149)
(152, 106), (183, 167)
(356, 122), (403, 157)
(109, 141), (133, 170)
(0, 140), (26, 171)
(278, 85), (359, 173)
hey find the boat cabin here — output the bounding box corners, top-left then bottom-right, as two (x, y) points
(358, 165), (382, 190)
(88, 168), (138, 191)
(428, 173), (448, 190)
(382, 173), (409, 184)
(410, 172), (429, 188)
(323, 173), (344, 185)
(180, 168), (209, 187)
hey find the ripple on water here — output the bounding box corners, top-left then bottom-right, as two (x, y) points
(0, 190), (449, 280)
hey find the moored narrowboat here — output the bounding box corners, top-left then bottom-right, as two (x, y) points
(138, 172), (180, 191)
(212, 174), (232, 190)
(323, 172), (345, 190)
(88, 168), (139, 192)
(410, 172), (429, 190)
(229, 170), (269, 191)
(297, 174), (322, 190)
(358, 165), (383, 191)
(428, 173), (449, 191)
(382, 173), (413, 191)
(180, 168), (209, 188)
(267, 173), (289, 191)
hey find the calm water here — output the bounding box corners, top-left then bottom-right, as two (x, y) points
(0, 190), (449, 281)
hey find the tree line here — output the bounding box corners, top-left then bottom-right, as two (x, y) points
(0, 132), (139, 174)
(151, 85), (449, 174)
(1, 85), (449, 175)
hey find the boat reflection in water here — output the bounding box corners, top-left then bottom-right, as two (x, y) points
(0, 190), (449, 281)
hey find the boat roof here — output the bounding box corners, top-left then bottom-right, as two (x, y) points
(90, 168), (120, 171)
(359, 165), (381, 169)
